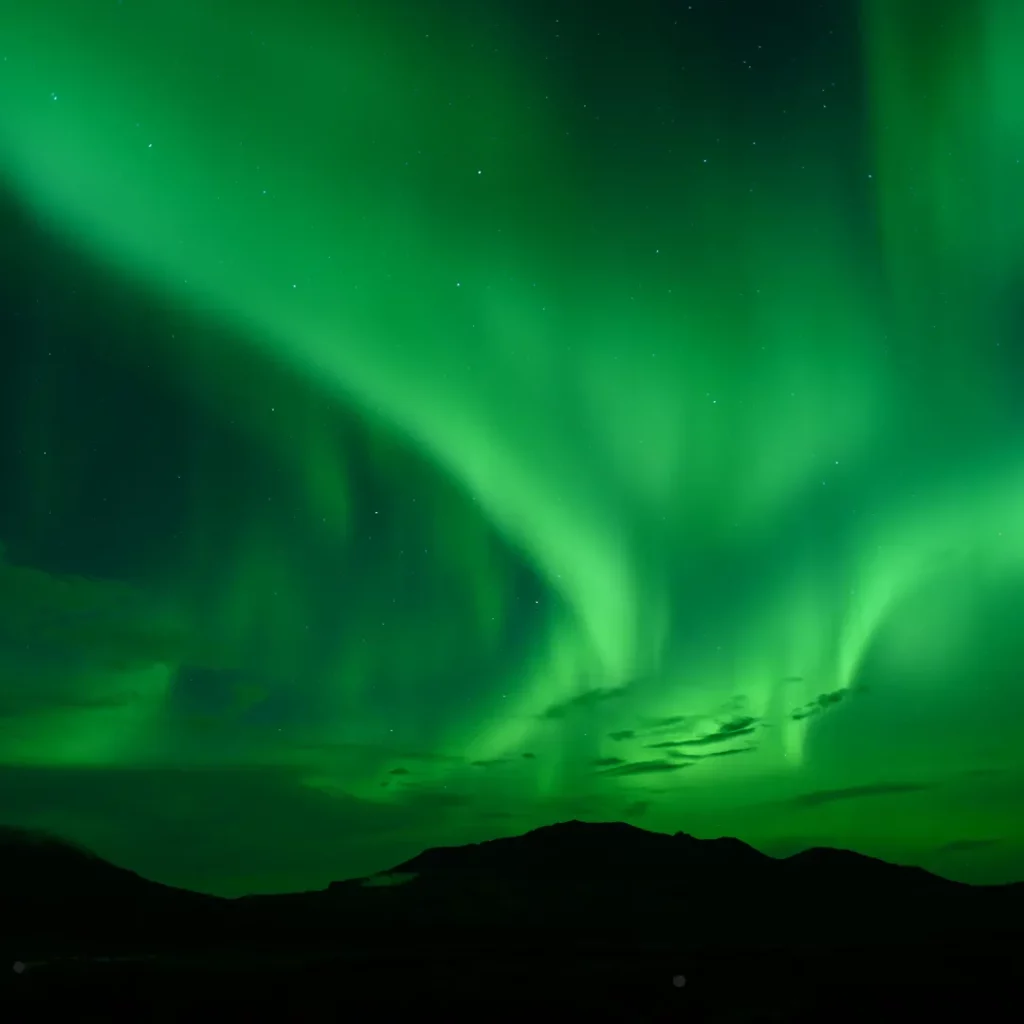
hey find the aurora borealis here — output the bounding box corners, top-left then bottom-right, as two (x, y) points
(1, 0), (1023, 897)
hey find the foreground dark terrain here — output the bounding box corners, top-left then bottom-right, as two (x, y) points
(2, 821), (1022, 1020)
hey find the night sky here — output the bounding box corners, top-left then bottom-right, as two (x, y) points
(1, 0), (1023, 898)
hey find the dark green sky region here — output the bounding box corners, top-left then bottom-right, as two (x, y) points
(1, 0), (1024, 897)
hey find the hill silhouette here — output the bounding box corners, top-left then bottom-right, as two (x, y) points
(0, 825), (212, 903)
(2, 820), (1022, 1020)
(379, 820), (773, 878)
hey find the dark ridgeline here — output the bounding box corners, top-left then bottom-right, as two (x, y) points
(1, 821), (1022, 1021)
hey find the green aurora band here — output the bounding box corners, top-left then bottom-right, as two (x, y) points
(1, 0), (1023, 895)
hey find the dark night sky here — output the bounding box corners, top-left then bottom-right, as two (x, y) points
(1, 0), (1023, 896)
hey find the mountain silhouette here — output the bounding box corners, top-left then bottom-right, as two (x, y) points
(0, 825), (206, 902)
(0, 825), (224, 957)
(3, 820), (1022, 1020)
(378, 820), (773, 879)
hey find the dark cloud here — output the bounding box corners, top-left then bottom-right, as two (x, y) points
(935, 838), (1001, 855)
(720, 716), (757, 733)
(653, 715), (689, 726)
(387, 767), (410, 775)
(665, 747), (754, 761)
(608, 730), (635, 742)
(592, 757), (625, 767)
(781, 676), (804, 683)
(597, 759), (691, 777)
(622, 800), (651, 818)
(670, 726), (758, 747)
(790, 688), (854, 721)
(521, 752), (536, 759)
(538, 685), (631, 720)
(654, 717), (762, 748)
(787, 782), (931, 809)
(470, 758), (510, 768)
